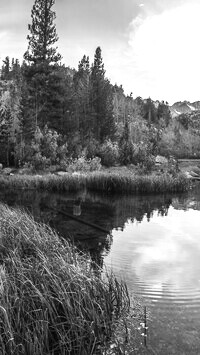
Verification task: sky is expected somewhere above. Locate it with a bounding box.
[1,0,200,104]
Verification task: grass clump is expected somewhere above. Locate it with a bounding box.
[0,204,137,355]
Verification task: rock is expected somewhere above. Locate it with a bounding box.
[3,168,13,175]
[155,155,168,165]
[0,164,3,170]
[56,171,69,176]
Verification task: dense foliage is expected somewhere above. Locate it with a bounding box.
[0,0,198,170]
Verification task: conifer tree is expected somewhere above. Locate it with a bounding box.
[73,55,92,143]
[24,0,61,65]
[1,57,11,80]
[23,0,63,135]
[90,47,115,142]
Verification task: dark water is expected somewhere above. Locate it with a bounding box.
[1,185,200,354]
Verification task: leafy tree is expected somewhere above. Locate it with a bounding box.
[143,98,157,125]
[157,101,171,127]
[98,139,119,167]
[27,125,68,170]
[0,81,23,165]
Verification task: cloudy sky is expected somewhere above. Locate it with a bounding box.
[1,0,200,103]
[105,207,200,296]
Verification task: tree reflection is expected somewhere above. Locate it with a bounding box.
[0,186,200,268]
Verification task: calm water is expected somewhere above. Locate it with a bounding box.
[1,185,200,354]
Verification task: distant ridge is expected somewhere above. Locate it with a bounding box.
[170,101,200,117]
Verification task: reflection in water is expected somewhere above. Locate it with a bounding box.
[1,185,200,353]
[73,197,82,216]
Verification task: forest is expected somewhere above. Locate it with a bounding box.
[0,0,200,173]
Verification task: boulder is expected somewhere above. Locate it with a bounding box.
[155,155,168,165]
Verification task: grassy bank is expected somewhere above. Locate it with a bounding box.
[0,204,142,355]
[85,171,190,194]
[0,170,191,194]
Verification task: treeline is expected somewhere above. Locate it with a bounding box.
[0,0,174,170]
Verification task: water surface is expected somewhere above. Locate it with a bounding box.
[1,185,200,354]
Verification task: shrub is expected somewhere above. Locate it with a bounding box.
[85,138,100,159]
[167,155,180,176]
[119,140,134,165]
[98,140,119,167]
[25,126,69,171]
[66,156,102,172]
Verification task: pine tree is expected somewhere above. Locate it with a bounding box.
[90,47,115,142]
[73,55,92,144]
[91,47,105,82]
[24,0,61,65]
[23,0,63,135]
[1,57,11,80]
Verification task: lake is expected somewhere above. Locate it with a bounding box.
[1,184,200,354]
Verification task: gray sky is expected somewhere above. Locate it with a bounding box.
[0,0,200,103]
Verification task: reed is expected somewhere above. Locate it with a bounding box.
[0,171,190,194]
[0,173,86,192]
[85,171,190,194]
[0,204,135,355]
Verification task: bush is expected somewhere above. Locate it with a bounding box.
[98,140,119,167]
[85,138,100,159]
[25,126,69,171]
[31,152,50,171]
[66,156,102,172]
[119,140,134,165]
[131,143,156,173]
[167,155,180,176]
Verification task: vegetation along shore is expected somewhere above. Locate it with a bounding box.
[0,168,191,194]
[0,203,144,355]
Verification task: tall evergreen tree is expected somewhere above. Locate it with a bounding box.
[1,57,11,80]
[73,55,92,144]
[90,47,115,142]
[23,0,63,135]
[24,0,61,65]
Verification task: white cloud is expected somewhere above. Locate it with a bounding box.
[105,207,200,296]
[121,2,200,102]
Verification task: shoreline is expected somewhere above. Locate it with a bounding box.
[0,170,191,194]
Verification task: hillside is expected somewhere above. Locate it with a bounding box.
[170,101,200,117]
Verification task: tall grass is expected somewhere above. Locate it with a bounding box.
[0,171,190,194]
[0,173,86,192]
[0,204,138,355]
[86,171,191,194]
